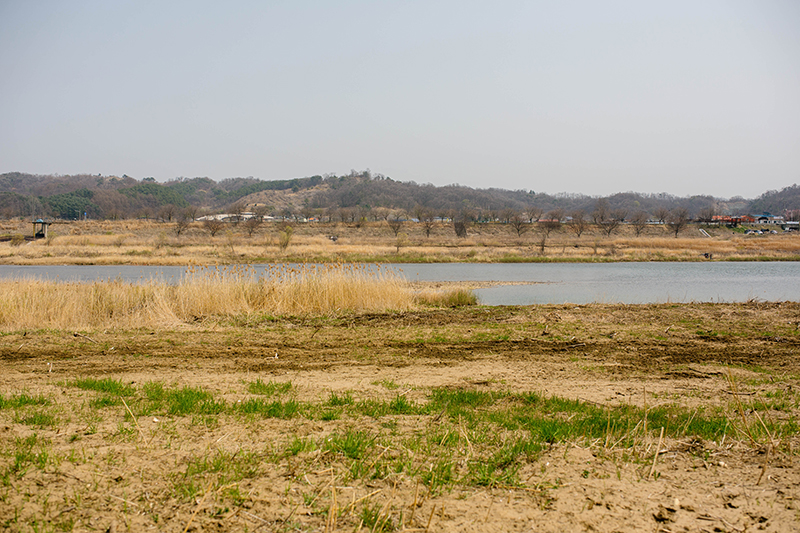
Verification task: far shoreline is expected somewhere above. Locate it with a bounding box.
[1,218,798,266]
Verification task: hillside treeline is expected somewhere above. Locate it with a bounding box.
[0,171,796,222]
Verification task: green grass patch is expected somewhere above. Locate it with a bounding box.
[326,391,354,406]
[235,398,300,419]
[284,436,316,457]
[15,411,56,428]
[90,395,122,409]
[247,379,292,397]
[3,435,49,481]
[323,430,375,460]
[0,393,50,409]
[68,377,135,396]
[167,386,225,416]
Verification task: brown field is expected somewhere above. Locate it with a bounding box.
[2,302,799,532]
[1,218,799,265]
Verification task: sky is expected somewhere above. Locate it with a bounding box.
[1,1,799,199]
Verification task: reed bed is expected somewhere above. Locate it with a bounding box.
[0,264,465,330]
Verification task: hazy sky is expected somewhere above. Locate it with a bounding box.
[1,1,798,198]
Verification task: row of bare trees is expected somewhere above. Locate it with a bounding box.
[169,203,695,241]
[383,205,692,240]
[450,204,691,239]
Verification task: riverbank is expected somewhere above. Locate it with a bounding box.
[1,219,799,265]
[1,303,799,532]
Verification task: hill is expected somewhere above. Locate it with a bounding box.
[0,171,797,222]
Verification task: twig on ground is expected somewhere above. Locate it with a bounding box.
[183,480,214,533]
[120,397,144,441]
[73,332,98,343]
[108,495,139,508]
[347,489,382,514]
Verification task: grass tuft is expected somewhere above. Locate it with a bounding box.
[323,430,375,460]
[247,379,292,397]
[235,398,300,419]
[68,377,135,396]
[0,393,51,409]
[167,386,225,415]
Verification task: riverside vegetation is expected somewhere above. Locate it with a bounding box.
[1,218,799,265]
[0,264,474,330]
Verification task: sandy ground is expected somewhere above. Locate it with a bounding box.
[1,304,799,532]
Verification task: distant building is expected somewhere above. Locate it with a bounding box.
[755,213,784,224]
[712,215,754,226]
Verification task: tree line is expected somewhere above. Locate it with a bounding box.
[0,171,796,223]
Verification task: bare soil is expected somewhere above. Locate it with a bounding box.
[2,303,800,532]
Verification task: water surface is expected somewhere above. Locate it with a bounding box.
[1,262,798,305]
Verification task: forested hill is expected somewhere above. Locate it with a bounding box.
[0,170,797,221]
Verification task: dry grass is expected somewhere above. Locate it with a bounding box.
[1,219,799,265]
[0,264,473,330]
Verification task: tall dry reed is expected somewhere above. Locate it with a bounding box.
[0,264,424,330]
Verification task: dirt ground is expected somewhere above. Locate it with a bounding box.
[2,303,800,532]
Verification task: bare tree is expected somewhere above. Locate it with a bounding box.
[630,210,649,237]
[538,218,561,238]
[242,216,262,237]
[524,206,543,224]
[174,213,191,237]
[300,204,316,222]
[499,208,516,224]
[599,219,621,237]
[356,205,371,225]
[697,205,716,224]
[228,202,246,224]
[387,216,404,237]
[535,222,559,255]
[546,209,564,224]
[593,200,625,237]
[183,205,199,222]
[567,210,589,238]
[592,199,610,226]
[654,206,670,225]
[374,207,392,222]
[453,211,470,238]
[339,207,356,224]
[254,205,270,222]
[667,208,690,237]
[325,206,338,224]
[416,208,436,237]
[203,218,225,237]
[158,204,177,222]
[509,213,530,237]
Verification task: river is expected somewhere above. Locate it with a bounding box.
[1,262,798,305]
